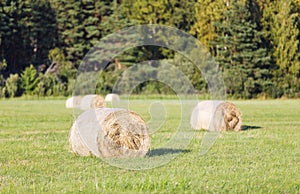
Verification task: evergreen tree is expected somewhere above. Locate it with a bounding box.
[212,0,270,98]
[0,0,57,73]
[122,0,195,31]
[0,1,20,73]
[29,0,57,65]
[262,0,300,97]
[191,0,226,50]
[51,0,113,67]
[0,0,299,98]
[121,0,196,60]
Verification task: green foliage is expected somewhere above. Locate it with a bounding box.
[0,0,57,72]
[96,69,122,94]
[47,47,76,84]
[115,61,198,95]
[0,0,299,98]
[0,2,18,71]
[157,64,194,94]
[121,0,196,61]
[5,73,19,98]
[48,48,66,65]
[33,73,69,97]
[0,59,7,71]
[51,0,114,66]
[0,59,7,97]
[0,74,5,98]
[262,0,300,97]
[191,0,226,49]
[170,54,207,94]
[115,64,157,94]
[73,71,98,95]
[264,0,300,75]
[211,0,271,98]
[20,64,39,95]
[122,0,195,31]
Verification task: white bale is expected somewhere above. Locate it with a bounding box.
[69,108,150,158]
[69,121,92,156]
[80,94,105,110]
[190,100,242,131]
[105,93,120,102]
[190,100,223,131]
[65,96,82,108]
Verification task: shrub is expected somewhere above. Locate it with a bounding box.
[33,74,66,97]
[0,75,6,98]
[5,74,19,98]
[20,64,39,95]
[0,59,7,98]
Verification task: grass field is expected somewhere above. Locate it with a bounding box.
[0,99,299,193]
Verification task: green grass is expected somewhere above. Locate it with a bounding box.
[0,99,299,193]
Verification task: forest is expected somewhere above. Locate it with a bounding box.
[0,0,299,99]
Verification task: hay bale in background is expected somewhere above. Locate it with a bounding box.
[80,94,106,110]
[69,108,150,158]
[65,96,82,108]
[214,101,242,131]
[105,93,120,102]
[190,100,242,131]
[190,101,222,130]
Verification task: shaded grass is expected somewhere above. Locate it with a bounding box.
[0,99,299,193]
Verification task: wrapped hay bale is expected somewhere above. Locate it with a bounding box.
[69,108,150,158]
[105,93,120,102]
[65,96,82,108]
[190,100,242,131]
[80,94,106,110]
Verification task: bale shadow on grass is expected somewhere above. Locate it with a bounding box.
[241,125,262,131]
[146,148,191,157]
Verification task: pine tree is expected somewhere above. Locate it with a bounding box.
[121,0,196,60]
[0,1,57,73]
[51,0,115,67]
[30,0,57,65]
[211,0,270,98]
[0,1,20,72]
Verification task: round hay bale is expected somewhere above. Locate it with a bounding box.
[190,100,222,130]
[69,108,150,158]
[80,94,106,110]
[69,121,92,156]
[65,96,82,108]
[105,93,120,102]
[190,100,242,131]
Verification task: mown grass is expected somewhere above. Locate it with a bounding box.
[0,99,299,193]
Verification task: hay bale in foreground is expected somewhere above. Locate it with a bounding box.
[69,121,92,156]
[80,94,106,110]
[65,96,82,108]
[105,93,120,102]
[69,108,150,158]
[190,100,242,131]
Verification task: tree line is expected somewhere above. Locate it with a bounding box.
[0,0,299,98]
